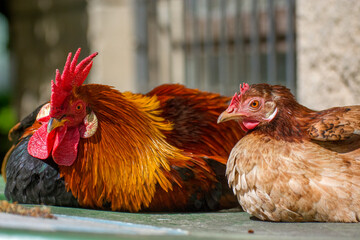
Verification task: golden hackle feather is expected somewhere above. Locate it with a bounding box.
[59,84,190,212]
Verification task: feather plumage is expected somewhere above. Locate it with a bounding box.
[219,83,360,222]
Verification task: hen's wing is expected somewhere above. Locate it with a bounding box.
[307,106,360,141]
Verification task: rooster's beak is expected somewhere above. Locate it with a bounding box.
[47,118,67,133]
[217,110,244,124]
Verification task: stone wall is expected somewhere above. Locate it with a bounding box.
[297,0,360,110]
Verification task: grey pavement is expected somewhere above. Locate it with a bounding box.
[0,178,359,240]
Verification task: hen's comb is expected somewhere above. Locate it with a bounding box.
[240,83,249,94]
[50,48,98,116]
[227,83,249,112]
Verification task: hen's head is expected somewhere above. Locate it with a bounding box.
[28,48,98,166]
[218,83,294,132]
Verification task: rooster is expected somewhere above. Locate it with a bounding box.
[3,49,244,212]
[218,83,360,222]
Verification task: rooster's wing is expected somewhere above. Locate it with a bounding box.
[3,105,78,207]
[146,84,243,211]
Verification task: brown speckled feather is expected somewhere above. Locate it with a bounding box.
[307,106,360,141]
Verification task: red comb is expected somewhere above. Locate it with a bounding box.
[227,83,249,113]
[240,83,249,94]
[50,48,98,117]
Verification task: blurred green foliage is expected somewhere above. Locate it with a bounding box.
[0,93,15,166]
[0,105,15,135]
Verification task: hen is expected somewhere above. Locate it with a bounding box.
[3,49,244,212]
[218,83,360,222]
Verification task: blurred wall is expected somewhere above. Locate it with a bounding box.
[87,0,136,92]
[8,0,90,119]
[297,0,360,109]
[10,0,360,117]
[8,0,136,119]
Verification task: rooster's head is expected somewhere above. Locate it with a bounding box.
[28,48,98,166]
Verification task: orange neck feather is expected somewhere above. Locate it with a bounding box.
[59,84,189,212]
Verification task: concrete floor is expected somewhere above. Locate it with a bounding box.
[0,178,359,240]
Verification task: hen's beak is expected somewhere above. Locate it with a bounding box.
[217,110,244,124]
[47,118,67,133]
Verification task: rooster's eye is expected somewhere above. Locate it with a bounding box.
[250,100,260,109]
[75,103,83,112]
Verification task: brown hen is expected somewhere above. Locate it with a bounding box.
[218,83,360,222]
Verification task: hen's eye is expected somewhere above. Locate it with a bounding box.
[250,100,260,108]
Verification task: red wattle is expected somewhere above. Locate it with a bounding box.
[239,120,260,132]
[28,124,55,159]
[52,127,80,166]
